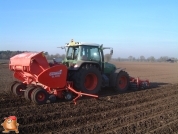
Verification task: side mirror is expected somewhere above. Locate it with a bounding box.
[110,49,113,55]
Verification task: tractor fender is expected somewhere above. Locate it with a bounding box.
[109,68,126,87]
[115,68,126,73]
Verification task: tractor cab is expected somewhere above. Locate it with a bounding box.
[66,44,101,61]
[61,39,116,75]
[62,40,103,69]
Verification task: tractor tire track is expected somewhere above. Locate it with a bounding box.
[49,105,178,134]
[105,108,178,134]
[149,119,178,134]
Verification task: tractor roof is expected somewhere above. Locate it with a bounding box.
[66,39,100,47]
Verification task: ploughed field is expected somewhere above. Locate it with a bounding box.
[0,62,178,134]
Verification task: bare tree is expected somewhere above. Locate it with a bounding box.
[140,56,145,62]
[147,56,155,62]
[117,57,121,61]
[128,56,135,61]
[104,54,111,62]
[128,56,132,61]
[158,56,169,62]
[61,54,65,60]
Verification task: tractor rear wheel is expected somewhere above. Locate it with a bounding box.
[12,82,26,96]
[24,86,36,101]
[31,88,48,105]
[74,65,101,94]
[115,71,129,93]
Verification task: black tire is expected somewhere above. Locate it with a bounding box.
[49,94,57,103]
[12,83,26,96]
[24,86,36,101]
[64,91,73,101]
[74,65,102,94]
[114,71,130,93]
[31,88,48,105]
[9,81,18,93]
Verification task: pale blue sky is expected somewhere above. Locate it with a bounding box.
[0,0,178,58]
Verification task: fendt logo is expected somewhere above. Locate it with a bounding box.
[49,70,62,78]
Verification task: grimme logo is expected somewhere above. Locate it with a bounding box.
[49,70,62,78]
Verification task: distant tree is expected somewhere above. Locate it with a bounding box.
[104,54,111,62]
[44,52,49,56]
[132,57,136,61]
[0,51,66,61]
[0,51,25,59]
[157,56,169,62]
[117,57,121,61]
[140,56,145,62]
[147,56,155,62]
[55,53,60,58]
[10,51,17,57]
[0,53,7,59]
[61,54,65,59]
[128,56,135,61]
[128,56,132,61]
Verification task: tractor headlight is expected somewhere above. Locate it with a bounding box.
[74,64,78,68]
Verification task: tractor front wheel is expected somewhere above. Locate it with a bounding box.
[115,71,129,93]
[12,82,26,96]
[74,65,102,94]
[31,88,48,105]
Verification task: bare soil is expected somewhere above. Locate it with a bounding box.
[0,62,178,134]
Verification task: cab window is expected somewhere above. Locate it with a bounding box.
[66,46,79,60]
[80,46,101,61]
[90,47,100,62]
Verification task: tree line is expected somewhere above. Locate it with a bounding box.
[115,55,177,62]
[0,51,65,60]
[104,54,177,62]
[0,51,26,59]
[0,51,177,62]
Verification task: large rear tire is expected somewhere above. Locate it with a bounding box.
[74,65,102,94]
[114,71,129,93]
[31,88,48,105]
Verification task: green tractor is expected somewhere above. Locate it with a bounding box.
[56,39,130,94]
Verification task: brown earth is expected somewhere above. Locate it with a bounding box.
[0,62,178,134]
